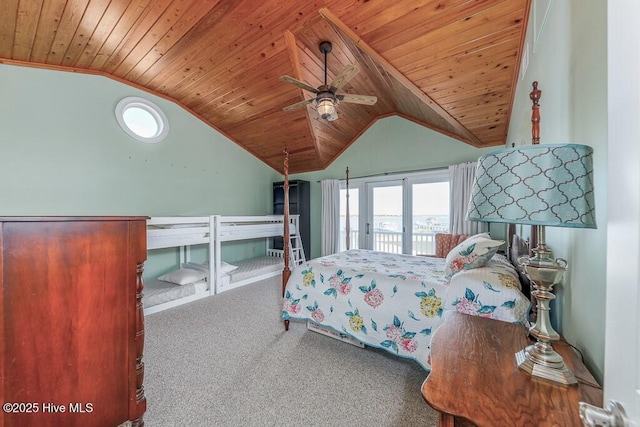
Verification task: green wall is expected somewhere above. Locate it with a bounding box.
[0,64,281,277]
[0,65,280,215]
[505,0,607,381]
[291,116,499,259]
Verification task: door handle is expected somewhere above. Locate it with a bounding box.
[580,400,629,427]
[366,223,370,235]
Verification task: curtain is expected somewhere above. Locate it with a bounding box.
[321,179,341,256]
[448,162,487,235]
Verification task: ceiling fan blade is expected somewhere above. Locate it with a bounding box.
[280,75,318,93]
[282,98,315,112]
[329,64,359,90]
[337,93,378,105]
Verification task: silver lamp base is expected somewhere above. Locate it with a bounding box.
[516,345,577,386]
[515,225,578,387]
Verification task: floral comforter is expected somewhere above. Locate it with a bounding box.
[282,249,530,371]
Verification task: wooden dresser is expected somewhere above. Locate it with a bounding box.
[422,311,603,426]
[0,217,147,427]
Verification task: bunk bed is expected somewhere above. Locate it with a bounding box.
[145,216,214,315]
[144,214,304,315]
[189,215,304,294]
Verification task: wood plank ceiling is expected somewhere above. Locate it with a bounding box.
[0,0,531,174]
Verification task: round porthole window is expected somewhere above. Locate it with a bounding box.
[116,97,169,143]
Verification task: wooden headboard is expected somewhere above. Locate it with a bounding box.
[507,223,537,323]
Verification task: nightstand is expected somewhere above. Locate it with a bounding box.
[421,311,603,426]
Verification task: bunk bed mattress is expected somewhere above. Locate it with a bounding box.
[144,278,208,308]
[229,256,284,282]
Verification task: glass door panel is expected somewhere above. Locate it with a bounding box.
[411,182,450,255]
[367,182,403,253]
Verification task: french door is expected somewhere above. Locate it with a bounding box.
[354,170,449,255]
[365,180,406,254]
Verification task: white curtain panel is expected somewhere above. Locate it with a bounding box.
[321,179,341,256]
[448,162,487,235]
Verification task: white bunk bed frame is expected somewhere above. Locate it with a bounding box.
[144,214,303,315]
[145,216,215,315]
[211,215,304,294]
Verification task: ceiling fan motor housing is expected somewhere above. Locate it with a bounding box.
[319,41,332,54]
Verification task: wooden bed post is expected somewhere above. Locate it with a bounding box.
[345,166,350,251]
[530,81,541,146]
[283,146,291,331]
[528,81,541,323]
[529,81,540,252]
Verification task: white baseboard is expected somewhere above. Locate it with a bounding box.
[217,270,281,293]
[143,290,211,316]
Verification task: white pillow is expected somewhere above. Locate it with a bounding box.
[220,261,238,273]
[158,268,206,286]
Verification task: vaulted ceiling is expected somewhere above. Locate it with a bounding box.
[0,0,531,174]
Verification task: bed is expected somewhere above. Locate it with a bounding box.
[277,147,534,371]
[209,215,304,293]
[144,216,215,315]
[275,85,546,370]
[144,214,305,315]
[281,242,531,370]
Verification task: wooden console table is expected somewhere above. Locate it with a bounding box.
[422,311,602,426]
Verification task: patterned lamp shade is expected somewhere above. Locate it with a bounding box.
[466,143,596,228]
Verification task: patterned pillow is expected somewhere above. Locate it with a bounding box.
[444,235,504,277]
[444,259,530,324]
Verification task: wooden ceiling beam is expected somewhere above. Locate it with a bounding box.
[318,7,483,146]
[283,30,321,163]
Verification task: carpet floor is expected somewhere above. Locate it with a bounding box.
[143,275,439,426]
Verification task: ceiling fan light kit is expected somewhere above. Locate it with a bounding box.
[280,41,377,121]
[317,97,337,120]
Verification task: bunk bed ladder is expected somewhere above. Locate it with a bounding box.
[288,231,306,266]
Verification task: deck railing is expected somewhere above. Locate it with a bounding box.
[340,230,440,255]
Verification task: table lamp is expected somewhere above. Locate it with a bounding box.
[466,141,596,385]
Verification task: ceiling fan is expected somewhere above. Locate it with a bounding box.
[280,41,377,121]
